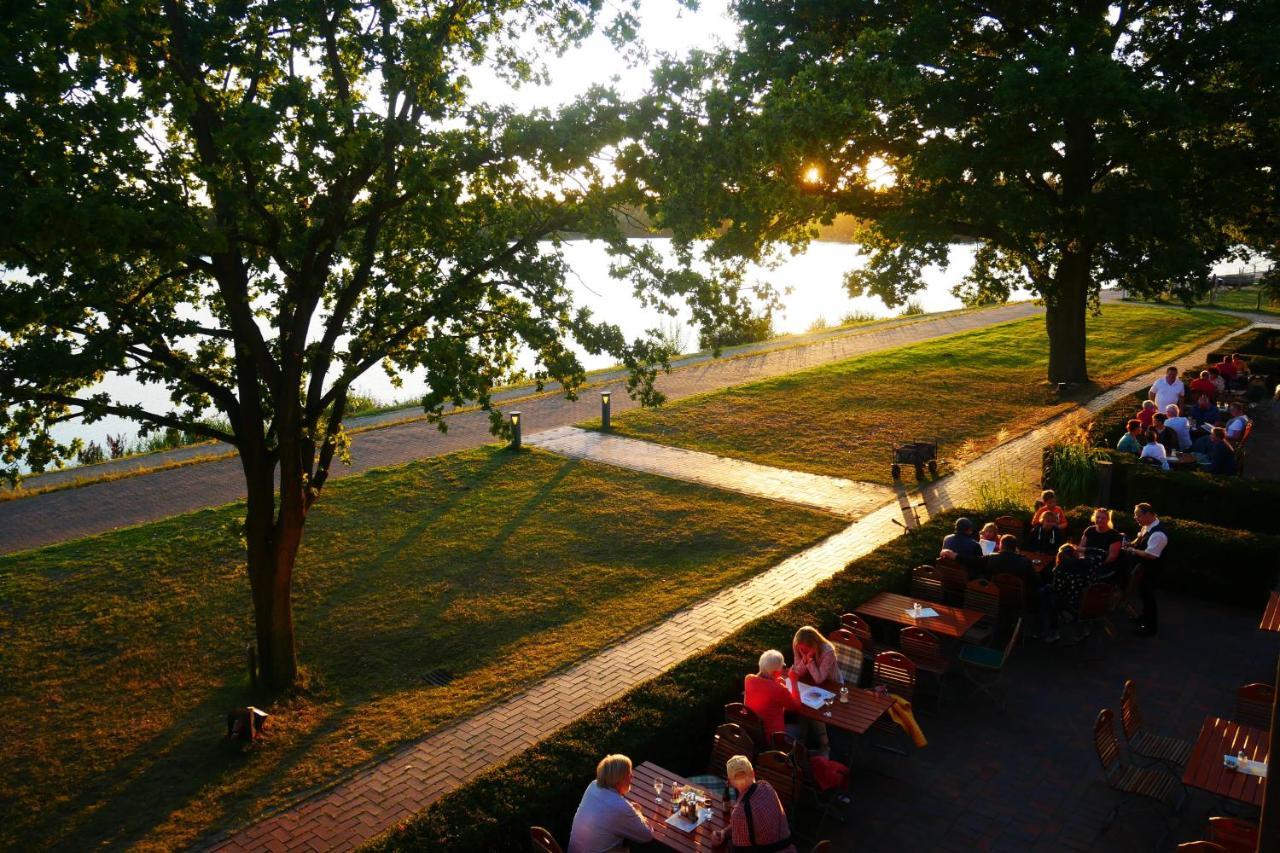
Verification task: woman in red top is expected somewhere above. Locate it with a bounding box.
[743,649,800,736]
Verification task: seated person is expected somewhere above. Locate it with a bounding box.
[1209,366,1226,396]
[1217,354,1238,384]
[744,649,800,736]
[1205,426,1237,476]
[985,535,1051,640]
[1135,399,1158,429]
[1226,352,1251,388]
[1163,404,1192,451]
[978,522,1000,555]
[1186,394,1219,428]
[1052,542,1096,617]
[791,626,842,686]
[1138,430,1170,470]
[1025,513,1065,554]
[710,756,797,853]
[1152,412,1179,455]
[1078,507,1123,577]
[1189,369,1217,403]
[941,517,984,563]
[567,754,654,853]
[1116,419,1144,454]
[1031,489,1068,531]
[1193,401,1249,452]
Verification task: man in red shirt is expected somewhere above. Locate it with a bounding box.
[1189,370,1217,402]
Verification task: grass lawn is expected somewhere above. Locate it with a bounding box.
[0,447,844,851]
[1126,288,1280,315]
[602,305,1246,482]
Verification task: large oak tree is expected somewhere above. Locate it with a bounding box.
[0,0,747,689]
[621,0,1275,382]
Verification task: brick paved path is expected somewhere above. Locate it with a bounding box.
[0,301,1051,555]
[202,324,1257,852]
[528,426,895,518]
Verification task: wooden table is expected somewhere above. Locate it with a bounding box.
[626,762,728,852]
[1170,451,1200,471]
[1182,716,1270,808]
[856,591,985,640]
[1261,590,1280,633]
[1017,549,1052,573]
[793,681,895,735]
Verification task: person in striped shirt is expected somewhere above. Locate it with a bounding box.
[709,755,796,853]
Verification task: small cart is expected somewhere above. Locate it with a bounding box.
[891,441,939,481]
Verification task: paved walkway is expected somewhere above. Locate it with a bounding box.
[1,301,1053,555]
[201,324,1257,852]
[527,426,895,518]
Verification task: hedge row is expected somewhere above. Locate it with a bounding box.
[370,508,1277,852]
[1207,327,1280,355]
[1101,450,1280,536]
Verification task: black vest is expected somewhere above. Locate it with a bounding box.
[1133,520,1166,567]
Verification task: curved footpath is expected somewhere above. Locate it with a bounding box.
[0,301,1057,555]
[200,321,1269,852]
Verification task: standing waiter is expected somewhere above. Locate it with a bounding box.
[1122,503,1169,636]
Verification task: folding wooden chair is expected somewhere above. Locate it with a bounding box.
[962,578,1000,645]
[530,826,563,853]
[725,701,768,751]
[1119,679,1192,770]
[687,722,757,799]
[1235,682,1274,730]
[958,617,1022,707]
[1093,709,1184,840]
[828,628,866,687]
[993,515,1025,537]
[870,651,917,753]
[1176,843,1225,851]
[1068,582,1116,660]
[810,843,832,853]
[776,734,846,840]
[991,571,1026,635]
[839,611,878,660]
[754,749,799,823]
[900,626,949,708]
[911,565,946,603]
[1206,816,1259,852]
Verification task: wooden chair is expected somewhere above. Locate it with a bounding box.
[687,722,756,799]
[1068,582,1116,660]
[1093,708,1184,836]
[1206,816,1259,852]
[870,651,917,752]
[839,612,874,645]
[828,628,866,687]
[900,626,949,707]
[993,515,1025,537]
[778,735,846,839]
[530,826,563,853]
[1235,682,1274,730]
[962,578,1000,645]
[911,565,945,603]
[958,617,1022,707]
[991,572,1026,633]
[1119,679,1193,770]
[725,702,768,751]
[754,749,799,821]
[1176,843,1225,851]
[936,557,969,605]
[810,842,832,853]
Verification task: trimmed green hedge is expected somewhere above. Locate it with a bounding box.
[369,508,1277,852]
[1207,327,1280,356]
[1101,450,1280,536]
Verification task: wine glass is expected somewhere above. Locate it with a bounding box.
[653,779,663,803]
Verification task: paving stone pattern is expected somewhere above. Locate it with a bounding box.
[1,301,1052,556]
[203,325,1258,852]
[528,426,896,518]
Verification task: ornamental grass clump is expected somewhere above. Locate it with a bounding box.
[1047,428,1102,507]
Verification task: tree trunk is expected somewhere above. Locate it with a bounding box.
[1045,251,1091,384]
[242,453,300,691]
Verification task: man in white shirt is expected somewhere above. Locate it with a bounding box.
[1121,503,1168,636]
[568,755,653,853]
[1149,366,1185,411]
[1224,401,1250,441]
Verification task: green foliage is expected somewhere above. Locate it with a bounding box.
[75,441,104,466]
[620,1,1275,382]
[898,299,925,317]
[807,315,829,332]
[1044,430,1103,508]
[972,470,1033,516]
[698,311,775,350]
[839,310,879,325]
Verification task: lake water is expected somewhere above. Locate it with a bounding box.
[45,240,990,457]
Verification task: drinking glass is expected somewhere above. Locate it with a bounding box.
[654,779,663,803]
[839,686,849,704]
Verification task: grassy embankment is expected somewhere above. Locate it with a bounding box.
[0,447,844,850]
[603,305,1246,483]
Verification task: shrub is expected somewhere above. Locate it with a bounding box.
[698,312,775,350]
[972,469,1032,515]
[839,309,878,325]
[76,441,105,466]
[1043,429,1102,507]
[372,508,1278,851]
[1102,450,1280,535]
[807,315,829,333]
[898,299,925,317]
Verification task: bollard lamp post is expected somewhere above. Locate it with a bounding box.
[600,391,611,430]
[509,411,521,450]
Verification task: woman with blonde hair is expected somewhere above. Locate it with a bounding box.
[790,626,843,686]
